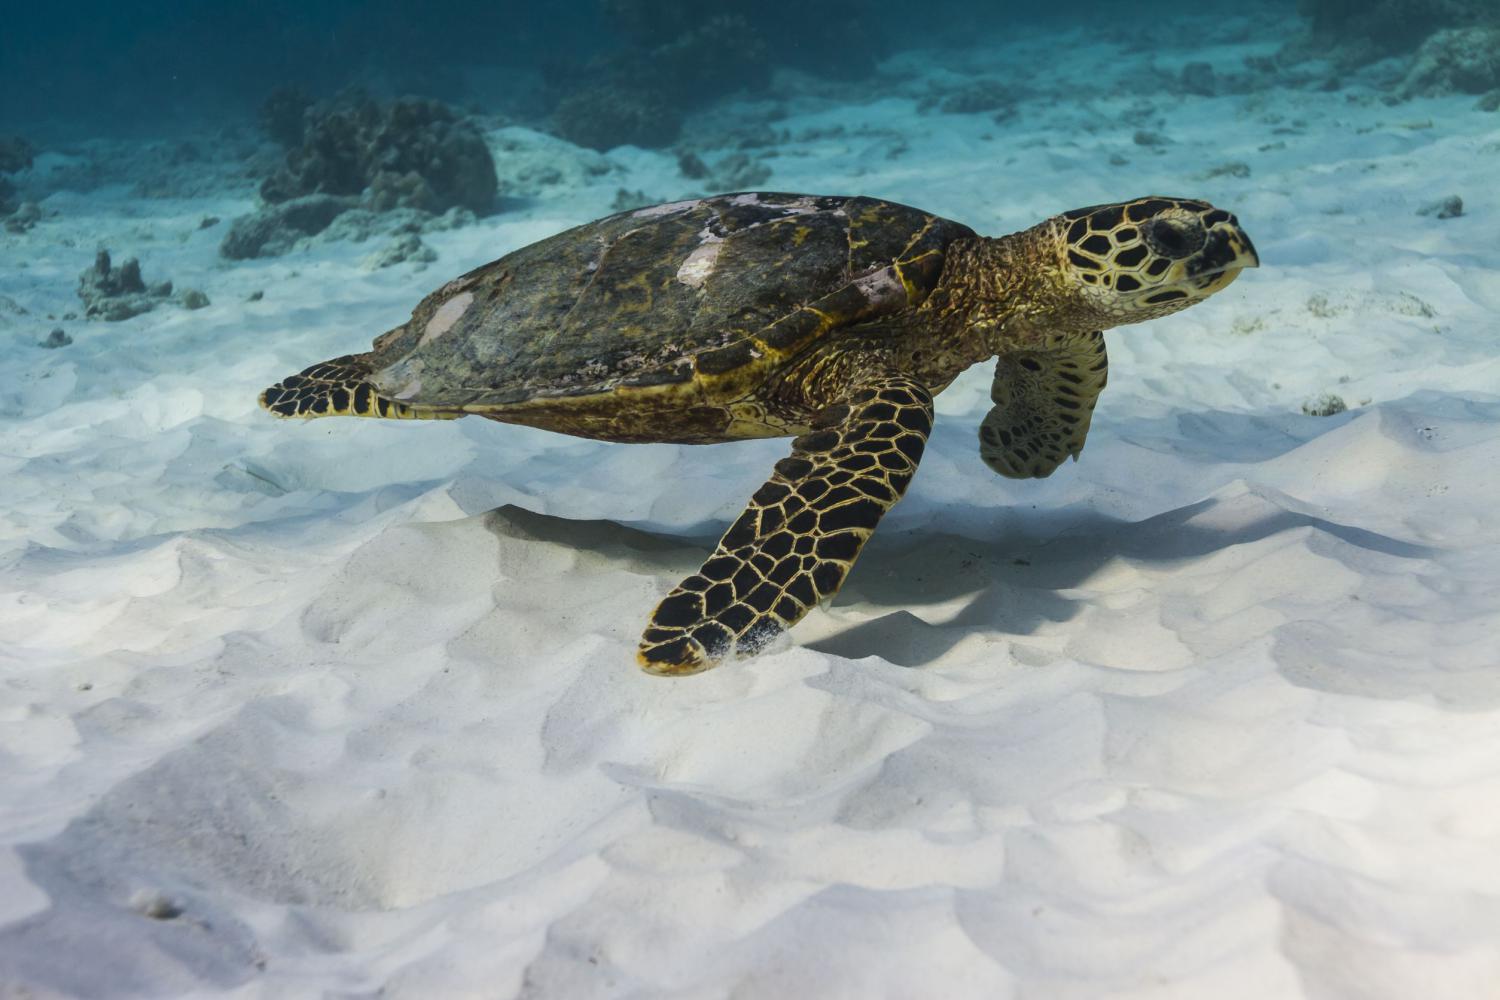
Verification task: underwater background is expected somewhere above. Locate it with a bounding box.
[3,1,1500,997]
[4,1,1188,133]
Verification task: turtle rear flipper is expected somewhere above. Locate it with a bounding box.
[259,355,458,421]
[638,374,934,674]
[979,330,1108,479]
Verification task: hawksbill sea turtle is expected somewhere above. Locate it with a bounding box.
[260,192,1259,674]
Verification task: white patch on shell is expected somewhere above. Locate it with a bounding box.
[632,198,704,219]
[420,291,474,346]
[851,266,907,309]
[675,228,725,288]
[728,192,822,215]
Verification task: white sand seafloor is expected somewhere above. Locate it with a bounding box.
[3,19,1500,1000]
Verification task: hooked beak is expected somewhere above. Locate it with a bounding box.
[1192,224,1260,277]
[1227,225,1260,269]
[1181,224,1258,294]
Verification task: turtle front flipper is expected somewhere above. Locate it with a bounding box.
[259,355,459,421]
[979,330,1109,479]
[638,374,935,674]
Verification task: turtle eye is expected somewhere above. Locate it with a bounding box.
[1144,216,1205,259]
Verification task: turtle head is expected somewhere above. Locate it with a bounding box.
[1054,196,1258,326]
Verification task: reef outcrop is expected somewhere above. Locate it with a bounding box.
[1401,26,1500,95]
[547,1,878,151]
[76,250,174,321]
[0,136,34,216]
[220,195,360,261]
[1289,0,1499,78]
[257,93,497,215]
[549,13,767,150]
[257,87,313,151]
[75,250,211,320]
[224,93,498,260]
[553,86,681,151]
[0,136,32,175]
[1298,0,1496,56]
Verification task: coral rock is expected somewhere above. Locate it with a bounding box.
[0,136,32,216]
[548,11,771,151]
[258,86,313,149]
[1299,0,1496,56]
[0,136,34,175]
[1402,26,1500,95]
[258,95,497,214]
[77,250,174,321]
[1181,62,1217,96]
[554,87,681,151]
[5,200,41,233]
[1417,195,1464,218]
[363,234,437,270]
[1302,393,1349,417]
[219,194,359,260]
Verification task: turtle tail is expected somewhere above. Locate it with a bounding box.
[258,355,456,421]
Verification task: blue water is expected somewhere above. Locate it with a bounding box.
[3,0,1280,137]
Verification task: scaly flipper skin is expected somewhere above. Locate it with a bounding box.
[637,374,935,674]
[260,355,459,420]
[980,330,1109,479]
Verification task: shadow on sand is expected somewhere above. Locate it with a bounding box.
[483,483,1439,671]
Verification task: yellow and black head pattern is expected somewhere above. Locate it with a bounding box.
[1056,196,1259,322]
